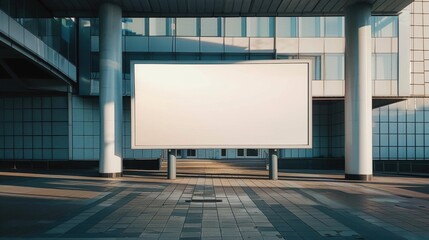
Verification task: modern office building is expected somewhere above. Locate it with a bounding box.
[0,0,427,179]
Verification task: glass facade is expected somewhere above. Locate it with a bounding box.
[225,17,246,37]
[0,0,77,64]
[325,54,345,80]
[300,17,324,37]
[176,18,198,37]
[122,18,147,36]
[149,18,173,36]
[276,17,298,37]
[201,18,222,37]
[2,7,424,166]
[246,17,274,37]
[373,53,398,80]
[372,16,398,37]
[83,15,398,87]
[84,16,398,41]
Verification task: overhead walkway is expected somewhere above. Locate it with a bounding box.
[0,9,76,93]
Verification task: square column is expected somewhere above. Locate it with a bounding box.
[98,3,123,178]
[344,2,373,181]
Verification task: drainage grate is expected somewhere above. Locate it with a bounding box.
[185,199,222,203]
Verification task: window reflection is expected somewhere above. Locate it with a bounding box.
[300,17,323,37]
[276,17,298,37]
[201,18,222,37]
[149,18,173,36]
[373,53,398,80]
[372,16,398,37]
[176,18,198,37]
[247,17,274,37]
[225,17,246,37]
[324,17,344,37]
[122,18,147,36]
[325,54,344,80]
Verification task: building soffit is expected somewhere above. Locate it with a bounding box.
[37,0,413,17]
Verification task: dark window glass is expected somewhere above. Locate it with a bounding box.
[237,149,244,157]
[187,149,196,157]
[246,149,258,157]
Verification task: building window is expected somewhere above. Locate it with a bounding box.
[149,18,173,36]
[176,18,198,37]
[324,54,344,80]
[225,17,246,37]
[201,18,222,37]
[276,17,298,37]
[324,17,343,37]
[237,149,245,157]
[221,149,227,157]
[299,17,323,37]
[372,16,398,37]
[187,149,196,157]
[247,17,274,37]
[237,149,259,157]
[300,55,322,80]
[90,19,99,36]
[246,149,258,157]
[373,53,398,80]
[122,18,147,36]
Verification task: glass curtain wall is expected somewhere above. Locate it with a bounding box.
[0,0,77,64]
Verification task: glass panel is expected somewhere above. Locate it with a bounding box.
[221,149,227,157]
[122,18,146,36]
[374,54,396,80]
[201,18,221,37]
[300,55,321,80]
[225,17,246,37]
[91,19,99,36]
[176,149,182,157]
[246,149,258,157]
[247,17,274,37]
[324,17,343,37]
[187,149,196,156]
[237,149,244,157]
[299,17,323,37]
[324,54,344,80]
[276,17,298,37]
[372,16,398,37]
[176,18,198,36]
[149,18,173,36]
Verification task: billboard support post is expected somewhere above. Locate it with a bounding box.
[168,149,177,180]
[269,149,278,180]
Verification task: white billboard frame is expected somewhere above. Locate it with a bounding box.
[131,60,312,149]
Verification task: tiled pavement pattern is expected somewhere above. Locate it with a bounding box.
[0,159,428,239]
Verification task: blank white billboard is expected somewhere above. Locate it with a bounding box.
[131,60,311,149]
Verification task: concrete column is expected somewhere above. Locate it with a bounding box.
[168,149,177,179]
[269,149,278,180]
[98,3,123,178]
[344,2,373,181]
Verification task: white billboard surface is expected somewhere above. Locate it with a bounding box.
[131,61,311,149]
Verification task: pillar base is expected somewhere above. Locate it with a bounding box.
[345,174,372,181]
[100,172,122,178]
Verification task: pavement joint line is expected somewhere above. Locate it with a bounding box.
[45,188,132,235]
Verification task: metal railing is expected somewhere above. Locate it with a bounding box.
[159,150,168,167]
[262,150,269,170]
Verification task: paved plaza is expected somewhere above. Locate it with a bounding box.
[0,159,428,240]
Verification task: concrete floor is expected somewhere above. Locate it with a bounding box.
[0,159,428,240]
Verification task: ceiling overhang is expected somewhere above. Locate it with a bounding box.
[38,0,413,18]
